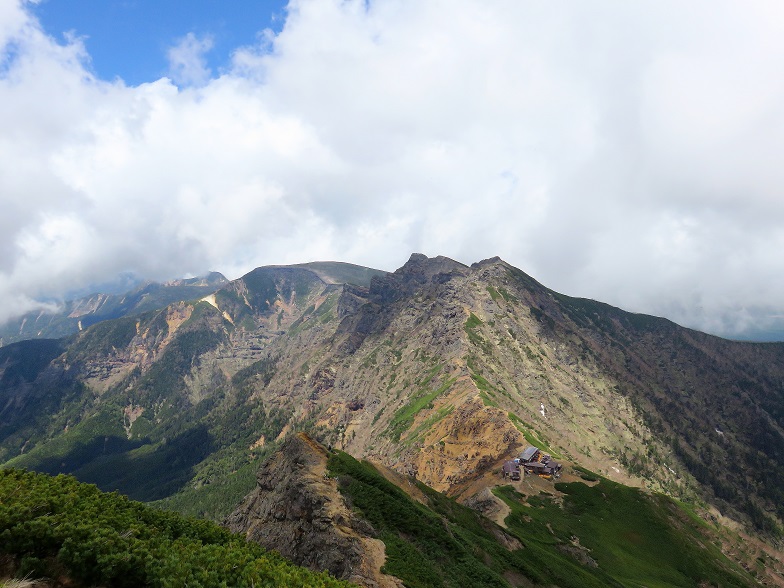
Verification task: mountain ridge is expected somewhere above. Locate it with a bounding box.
[1,254,783,567]
[0,272,229,346]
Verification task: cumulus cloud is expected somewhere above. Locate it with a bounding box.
[2,0,784,338]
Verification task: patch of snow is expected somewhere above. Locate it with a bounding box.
[540,403,546,418]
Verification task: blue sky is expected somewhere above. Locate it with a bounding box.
[32,0,287,84]
[4,0,784,339]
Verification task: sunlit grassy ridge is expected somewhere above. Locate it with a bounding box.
[0,469,351,588]
[496,478,755,588]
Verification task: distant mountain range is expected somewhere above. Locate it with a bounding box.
[1,254,783,585]
[0,272,229,346]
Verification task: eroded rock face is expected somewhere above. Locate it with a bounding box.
[413,395,523,493]
[225,433,402,588]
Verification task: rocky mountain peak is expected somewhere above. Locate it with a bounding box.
[395,253,468,279]
[471,255,503,267]
[366,254,468,305]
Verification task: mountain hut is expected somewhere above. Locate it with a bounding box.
[502,460,521,481]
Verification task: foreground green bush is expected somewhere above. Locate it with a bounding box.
[0,469,351,587]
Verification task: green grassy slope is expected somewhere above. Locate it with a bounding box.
[0,468,350,588]
[496,479,754,588]
[327,451,757,588]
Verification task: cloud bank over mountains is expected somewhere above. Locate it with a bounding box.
[2,0,784,338]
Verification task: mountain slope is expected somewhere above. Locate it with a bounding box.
[0,262,387,510]
[228,433,758,588]
[221,254,784,534]
[1,254,783,545]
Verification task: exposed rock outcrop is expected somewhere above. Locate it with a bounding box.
[225,433,403,588]
[413,395,523,493]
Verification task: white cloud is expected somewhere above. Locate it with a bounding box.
[167,32,214,87]
[2,0,784,338]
